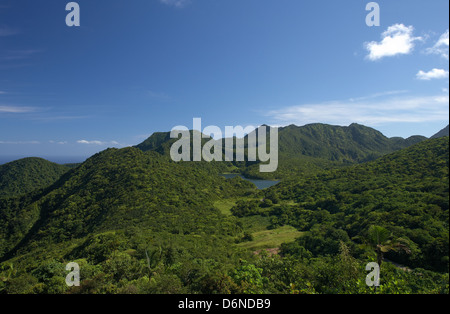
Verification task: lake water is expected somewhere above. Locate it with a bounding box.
[221,174,280,190]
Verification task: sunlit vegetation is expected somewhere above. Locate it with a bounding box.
[0,124,448,294]
[0,158,70,197]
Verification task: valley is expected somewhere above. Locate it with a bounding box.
[0,123,448,294]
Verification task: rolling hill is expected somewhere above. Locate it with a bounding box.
[0,158,70,197]
[0,147,254,264]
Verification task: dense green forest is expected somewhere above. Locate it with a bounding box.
[243,137,448,268]
[135,123,428,180]
[0,158,70,197]
[239,123,428,180]
[0,124,448,294]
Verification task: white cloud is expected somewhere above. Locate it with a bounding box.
[416,68,449,80]
[159,0,190,8]
[77,140,120,146]
[49,140,68,145]
[77,140,104,145]
[426,30,449,59]
[266,93,449,127]
[365,24,422,61]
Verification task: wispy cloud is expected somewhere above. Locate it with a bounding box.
[348,90,408,102]
[0,49,43,70]
[365,24,422,61]
[0,140,40,145]
[77,140,120,146]
[49,140,68,145]
[147,90,171,101]
[159,0,191,8]
[0,103,91,122]
[416,68,449,80]
[0,105,37,113]
[27,115,90,122]
[0,49,43,61]
[266,92,449,127]
[425,29,449,59]
[0,26,19,37]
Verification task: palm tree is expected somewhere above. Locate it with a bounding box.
[367,225,411,267]
[145,246,162,276]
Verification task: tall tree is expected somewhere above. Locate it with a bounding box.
[367,225,411,267]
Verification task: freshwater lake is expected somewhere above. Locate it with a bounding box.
[220,174,280,190]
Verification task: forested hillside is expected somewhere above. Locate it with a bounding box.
[0,158,70,197]
[230,137,449,293]
[0,129,447,294]
[259,137,449,272]
[0,147,258,293]
[135,123,428,180]
[240,123,427,179]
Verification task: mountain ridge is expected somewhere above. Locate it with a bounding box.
[431,124,449,139]
[131,122,431,180]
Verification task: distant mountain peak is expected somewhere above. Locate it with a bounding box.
[431,125,449,139]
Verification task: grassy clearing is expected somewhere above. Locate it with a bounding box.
[214,199,237,216]
[214,199,303,252]
[237,225,304,251]
[238,216,271,233]
[214,197,262,216]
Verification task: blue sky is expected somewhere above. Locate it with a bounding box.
[0,0,448,162]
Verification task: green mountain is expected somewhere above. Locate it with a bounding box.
[0,158,70,197]
[0,147,258,293]
[431,124,449,139]
[135,130,217,156]
[271,123,426,162]
[0,125,447,294]
[137,123,426,161]
[241,123,427,179]
[135,123,428,180]
[263,137,449,272]
[134,132,175,155]
[0,148,253,259]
